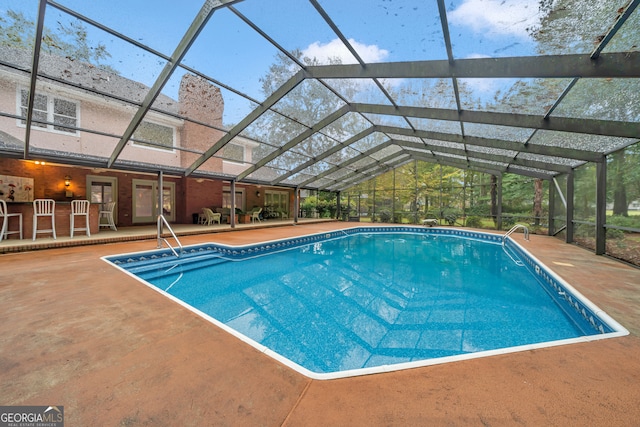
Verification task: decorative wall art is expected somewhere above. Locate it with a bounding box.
[0,175,34,202]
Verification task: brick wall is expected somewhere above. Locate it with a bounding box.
[0,158,232,226]
[183,178,224,223]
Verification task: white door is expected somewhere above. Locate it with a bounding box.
[132,179,175,223]
[87,175,117,225]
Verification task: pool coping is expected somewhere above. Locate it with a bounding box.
[102,225,629,380]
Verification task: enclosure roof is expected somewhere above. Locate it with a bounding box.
[1,0,639,190]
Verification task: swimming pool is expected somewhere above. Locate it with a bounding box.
[104,227,628,379]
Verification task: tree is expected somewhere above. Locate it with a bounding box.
[534,2,634,56]
[501,173,535,213]
[490,174,498,227]
[0,9,116,73]
[610,150,626,216]
[390,78,457,110]
[416,161,443,212]
[496,2,640,223]
[533,2,640,122]
[574,163,597,219]
[533,178,544,225]
[626,143,640,205]
[608,145,640,217]
[252,50,362,174]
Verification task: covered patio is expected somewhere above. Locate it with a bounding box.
[0,216,332,254]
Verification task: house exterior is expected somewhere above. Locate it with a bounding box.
[0,46,293,227]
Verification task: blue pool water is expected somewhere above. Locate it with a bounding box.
[106,227,626,379]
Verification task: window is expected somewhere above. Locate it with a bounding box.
[266,190,289,217]
[19,89,79,135]
[132,121,175,151]
[223,143,245,163]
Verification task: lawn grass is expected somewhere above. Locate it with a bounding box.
[607,210,640,216]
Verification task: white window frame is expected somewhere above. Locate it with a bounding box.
[17,88,80,136]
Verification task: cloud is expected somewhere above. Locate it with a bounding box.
[448,0,545,39]
[302,38,389,65]
[456,53,497,93]
[461,77,499,94]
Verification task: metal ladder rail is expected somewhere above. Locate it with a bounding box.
[502,245,525,266]
[157,215,183,257]
[502,224,529,266]
[502,224,530,244]
[502,224,530,243]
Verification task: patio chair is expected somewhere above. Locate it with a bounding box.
[0,199,22,241]
[32,199,56,240]
[197,212,207,225]
[216,207,231,223]
[202,208,221,225]
[99,201,117,231]
[422,217,439,227]
[70,199,91,238]
[251,207,262,223]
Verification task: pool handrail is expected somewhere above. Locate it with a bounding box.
[157,214,183,257]
[502,224,529,244]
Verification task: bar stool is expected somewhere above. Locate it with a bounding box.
[99,201,117,231]
[70,200,91,238]
[0,199,22,241]
[32,199,56,240]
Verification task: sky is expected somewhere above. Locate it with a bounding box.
[2,0,552,125]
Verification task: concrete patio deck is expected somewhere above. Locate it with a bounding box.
[1,223,639,426]
[0,217,332,254]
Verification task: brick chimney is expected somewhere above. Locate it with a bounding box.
[178,73,225,171]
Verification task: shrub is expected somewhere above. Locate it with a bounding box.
[466,205,490,216]
[606,228,625,240]
[465,216,482,228]
[379,210,392,223]
[574,223,594,238]
[444,213,457,226]
[529,225,547,235]
[441,208,460,226]
[501,215,516,228]
[607,215,640,230]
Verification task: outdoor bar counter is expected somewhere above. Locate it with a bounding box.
[5,201,100,240]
